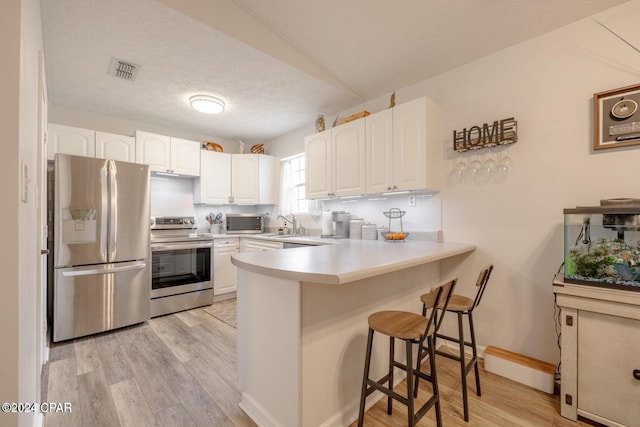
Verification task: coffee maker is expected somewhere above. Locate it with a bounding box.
[332,211,351,239]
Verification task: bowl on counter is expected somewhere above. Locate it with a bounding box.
[381,232,409,242]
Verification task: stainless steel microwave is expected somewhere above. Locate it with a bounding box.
[225,214,264,234]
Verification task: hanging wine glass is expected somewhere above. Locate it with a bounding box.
[465,150,482,185]
[493,146,511,184]
[475,152,492,186]
[449,160,467,186]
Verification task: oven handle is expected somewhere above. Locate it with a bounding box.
[151,242,213,252]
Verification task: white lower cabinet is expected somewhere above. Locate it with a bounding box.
[577,311,640,426]
[239,238,283,252]
[214,238,239,295]
[553,276,640,427]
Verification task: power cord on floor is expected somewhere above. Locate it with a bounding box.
[552,262,564,383]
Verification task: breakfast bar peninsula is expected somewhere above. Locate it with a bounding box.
[231,239,475,427]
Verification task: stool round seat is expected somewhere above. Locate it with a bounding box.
[368,311,430,340]
[435,294,473,312]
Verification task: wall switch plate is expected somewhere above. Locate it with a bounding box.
[409,195,416,206]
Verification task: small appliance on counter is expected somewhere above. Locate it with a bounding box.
[563,198,640,291]
[332,211,351,239]
[226,213,264,234]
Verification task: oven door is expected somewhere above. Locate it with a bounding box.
[150,241,213,298]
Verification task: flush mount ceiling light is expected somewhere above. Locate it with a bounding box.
[189,95,225,114]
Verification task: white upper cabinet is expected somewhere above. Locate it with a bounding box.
[231,154,278,205]
[194,151,231,205]
[305,121,366,199]
[170,137,201,176]
[47,123,95,160]
[392,97,442,191]
[135,131,170,171]
[332,119,366,197]
[305,129,332,199]
[365,109,393,193]
[306,96,442,199]
[135,131,200,176]
[95,131,136,162]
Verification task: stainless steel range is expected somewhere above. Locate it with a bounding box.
[150,216,214,317]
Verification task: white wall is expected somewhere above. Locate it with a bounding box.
[1,0,44,426]
[266,1,640,364]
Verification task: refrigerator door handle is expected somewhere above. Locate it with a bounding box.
[108,160,118,262]
[61,262,146,277]
[100,166,109,259]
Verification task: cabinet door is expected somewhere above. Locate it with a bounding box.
[135,131,170,172]
[95,131,135,162]
[170,137,201,176]
[332,120,366,197]
[392,98,427,191]
[578,311,640,426]
[365,109,393,193]
[232,154,259,204]
[214,242,238,295]
[194,151,231,204]
[305,129,332,199]
[47,123,95,160]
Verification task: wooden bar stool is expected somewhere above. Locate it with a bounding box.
[432,264,493,422]
[357,278,457,427]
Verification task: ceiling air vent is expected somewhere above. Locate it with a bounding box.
[109,57,140,81]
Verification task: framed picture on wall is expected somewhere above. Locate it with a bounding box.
[594,83,640,150]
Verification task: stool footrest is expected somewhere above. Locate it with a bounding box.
[436,333,473,348]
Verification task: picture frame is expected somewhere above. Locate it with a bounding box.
[593,83,640,150]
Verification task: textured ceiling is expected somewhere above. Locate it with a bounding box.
[41,0,630,142]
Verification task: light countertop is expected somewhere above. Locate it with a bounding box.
[231,239,475,285]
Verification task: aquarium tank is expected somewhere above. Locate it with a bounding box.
[564,199,640,291]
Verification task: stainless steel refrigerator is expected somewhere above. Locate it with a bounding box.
[52,154,151,342]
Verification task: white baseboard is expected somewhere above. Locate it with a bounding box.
[32,412,44,427]
[239,392,282,427]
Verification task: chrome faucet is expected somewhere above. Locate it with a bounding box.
[277,213,297,235]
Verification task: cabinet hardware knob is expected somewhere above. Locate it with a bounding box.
[634,369,640,380]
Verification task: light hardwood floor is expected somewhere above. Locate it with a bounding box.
[42,303,600,427]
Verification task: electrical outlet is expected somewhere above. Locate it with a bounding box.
[408,195,416,206]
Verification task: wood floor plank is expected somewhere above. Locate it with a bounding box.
[175,379,233,427]
[95,334,133,385]
[153,404,196,427]
[73,337,102,375]
[77,368,121,427]
[110,378,158,427]
[175,309,202,327]
[147,315,199,363]
[186,356,256,427]
[135,329,194,389]
[48,340,75,362]
[44,358,83,427]
[120,339,180,414]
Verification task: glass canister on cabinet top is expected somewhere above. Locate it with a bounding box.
[564,199,640,291]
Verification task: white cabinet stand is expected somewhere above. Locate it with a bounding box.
[553,275,640,427]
